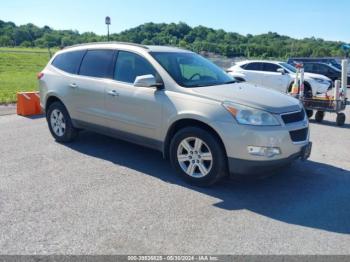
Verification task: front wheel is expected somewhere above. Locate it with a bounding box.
[169,127,227,187]
[336,113,346,126]
[315,111,325,123]
[306,109,314,119]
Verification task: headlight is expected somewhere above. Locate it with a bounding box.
[311,77,327,84]
[222,101,280,126]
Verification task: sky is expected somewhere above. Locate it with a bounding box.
[0,0,349,42]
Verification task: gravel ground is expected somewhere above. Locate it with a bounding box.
[0,104,16,116]
[0,108,349,255]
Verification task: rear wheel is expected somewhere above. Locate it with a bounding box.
[303,82,313,98]
[336,113,346,126]
[46,101,78,142]
[169,127,227,186]
[288,82,312,98]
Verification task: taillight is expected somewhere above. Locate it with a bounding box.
[37,72,44,80]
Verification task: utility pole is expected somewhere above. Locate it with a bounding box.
[105,16,111,41]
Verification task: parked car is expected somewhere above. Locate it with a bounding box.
[39,42,311,186]
[302,62,350,87]
[227,60,332,97]
[287,57,341,70]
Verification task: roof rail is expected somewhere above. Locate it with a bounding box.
[64,41,149,50]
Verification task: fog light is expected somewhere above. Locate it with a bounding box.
[247,146,281,158]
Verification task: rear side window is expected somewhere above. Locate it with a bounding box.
[244,62,262,71]
[114,51,158,84]
[52,50,85,74]
[79,50,115,78]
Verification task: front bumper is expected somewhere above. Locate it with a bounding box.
[314,81,332,94]
[228,142,311,175]
[212,119,310,175]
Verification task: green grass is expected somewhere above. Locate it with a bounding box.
[0,48,54,103]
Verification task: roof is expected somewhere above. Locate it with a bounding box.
[236,60,284,65]
[63,42,191,53]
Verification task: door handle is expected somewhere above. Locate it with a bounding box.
[107,90,119,97]
[69,83,78,88]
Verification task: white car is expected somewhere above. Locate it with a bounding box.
[227,60,332,97]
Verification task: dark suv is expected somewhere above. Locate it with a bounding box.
[302,62,350,86]
[287,58,341,70]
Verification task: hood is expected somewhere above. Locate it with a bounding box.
[288,71,331,81]
[190,83,301,114]
[303,72,332,81]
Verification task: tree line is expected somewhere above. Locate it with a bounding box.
[0,20,346,59]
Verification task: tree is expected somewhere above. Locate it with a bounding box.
[0,20,345,59]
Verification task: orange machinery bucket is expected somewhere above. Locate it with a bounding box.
[17,91,43,116]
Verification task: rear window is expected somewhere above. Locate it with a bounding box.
[51,50,85,74]
[244,62,262,71]
[79,50,115,79]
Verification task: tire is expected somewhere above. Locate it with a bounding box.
[336,113,346,126]
[288,82,312,98]
[46,101,78,143]
[306,109,314,119]
[304,82,313,98]
[315,111,325,123]
[169,127,227,187]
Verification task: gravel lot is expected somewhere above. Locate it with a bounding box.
[0,108,349,255]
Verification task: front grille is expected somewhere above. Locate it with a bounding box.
[281,110,305,124]
[289,128,308,142]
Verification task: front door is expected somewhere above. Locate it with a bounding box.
[261,62,290,93]
[104,51,163,143]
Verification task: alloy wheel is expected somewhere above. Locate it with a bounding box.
[177,137,213,178]
[50,109,66,137]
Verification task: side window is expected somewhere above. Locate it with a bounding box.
[51,50,85,74]
[114,51,157,84]
[316,64,329,75]
[262,63,281,72]
[244,62,262,71]
[79,50,115,78]
[303,63,313,72]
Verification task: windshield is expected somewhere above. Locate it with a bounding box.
[328,64,341,72]
[150,52,234,87]
[329,61,341,70]
[280,62,297,73]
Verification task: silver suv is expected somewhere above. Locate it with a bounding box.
[39,42,312,186]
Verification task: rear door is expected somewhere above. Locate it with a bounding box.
[73,49,116,126]
[241,62,264,85]
[49,50,86,120]
[261,62,290,93]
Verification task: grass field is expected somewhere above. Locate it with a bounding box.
[0,48,54,103]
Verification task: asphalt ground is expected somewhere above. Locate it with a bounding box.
[0,108,349,254]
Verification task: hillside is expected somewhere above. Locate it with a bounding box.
[0,48,50,103]
[0,20,346,58]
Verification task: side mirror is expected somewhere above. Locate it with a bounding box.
[134,74,163,89]
[277,68,286,75]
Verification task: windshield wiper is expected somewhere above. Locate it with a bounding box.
[223,80,236,85]
[185,84,208,87]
